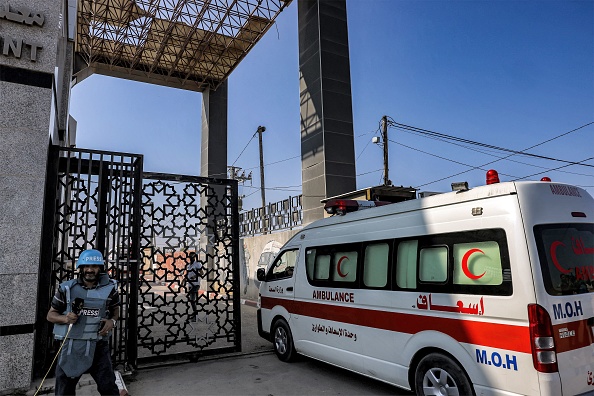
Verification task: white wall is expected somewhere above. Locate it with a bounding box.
[239,230,300,302]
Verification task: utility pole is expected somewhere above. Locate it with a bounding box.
[257,126,266,209]
[381,115,390,186]
[227,166,252,211]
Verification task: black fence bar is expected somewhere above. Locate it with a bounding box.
[33,143,61,378]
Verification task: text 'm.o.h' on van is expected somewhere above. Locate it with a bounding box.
[256,170,594,396]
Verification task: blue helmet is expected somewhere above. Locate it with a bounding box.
[76,249,105,269]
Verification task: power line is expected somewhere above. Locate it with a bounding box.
[388,120,594,168]
[520,122,594,152]
[382,120,594,189]
[515,156,594,181]
[357,168,383,177]
[243,155,301,171]
[356,121,382,138]
[230,132,257,167]
[356,138,373,161]
[388,139,521,179]
[395,130,594,178]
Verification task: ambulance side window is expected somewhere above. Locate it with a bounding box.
[363,242,390,288]
[394,229,511,295]
[315,254,331,280]
[267,249,298,281]
[452,241,503,286]
[419,246,448,283]
[446,229,511,295]
[396,240,418,289]
[332,250,358,283]
[306,249,316,280]
[306,243,360,287]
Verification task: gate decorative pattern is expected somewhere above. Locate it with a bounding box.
[37,147,240,376]
[38,146,142,373]
[137,173,240,365]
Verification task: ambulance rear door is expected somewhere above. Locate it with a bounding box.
[518,182,594,395]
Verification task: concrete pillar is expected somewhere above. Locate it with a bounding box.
[201,80,228,179]
[200,80,229,293]
[0,0,62,392]
[298,0,357,224]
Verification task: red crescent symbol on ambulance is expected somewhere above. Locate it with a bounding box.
[337,256,349,277]
[462,249,486,280]
[550,241,570,274]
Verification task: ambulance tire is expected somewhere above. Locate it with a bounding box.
[272,319,296,362]
[414,353,474,396]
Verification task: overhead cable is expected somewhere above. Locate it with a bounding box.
[231,132,257,167]
[388,120,594,168]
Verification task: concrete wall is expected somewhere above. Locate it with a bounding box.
[238,230,300,302]
[0,0,64,392]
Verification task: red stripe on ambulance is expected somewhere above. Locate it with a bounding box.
[261,296,532,353]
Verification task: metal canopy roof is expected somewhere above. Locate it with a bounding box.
[74,0,292,91]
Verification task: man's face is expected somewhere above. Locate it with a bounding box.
[80,264,101,283]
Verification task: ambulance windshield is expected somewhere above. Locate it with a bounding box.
[534,224,594,295]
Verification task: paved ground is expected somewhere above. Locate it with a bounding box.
[125,351,408,396]
[28,302,412,396]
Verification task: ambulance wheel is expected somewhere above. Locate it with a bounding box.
[414,353,474,396]
[272,319,296,362]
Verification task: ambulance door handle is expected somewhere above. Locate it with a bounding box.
[286,287,293,291]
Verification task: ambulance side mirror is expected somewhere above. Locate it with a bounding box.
[256,268,266,282]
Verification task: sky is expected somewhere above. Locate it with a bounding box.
[69,0,594,212]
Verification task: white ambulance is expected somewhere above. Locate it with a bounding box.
[256,171,594,396]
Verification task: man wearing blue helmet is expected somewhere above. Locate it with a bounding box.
[46,249,121,395]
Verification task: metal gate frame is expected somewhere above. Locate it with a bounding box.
[35,145,143,376]
[137,172,241,366]
[35,146,241,377]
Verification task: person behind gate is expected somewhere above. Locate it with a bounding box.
[46,249,120,396]
[184,251,203,319]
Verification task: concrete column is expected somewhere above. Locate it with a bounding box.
[0,0,62,392]
[201,80,228,179]
[200,80,229,294]
[298,0,357,224]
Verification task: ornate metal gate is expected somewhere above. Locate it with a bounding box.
[137,172,241,366]
[36,146,143,376]
[36,147,240,376]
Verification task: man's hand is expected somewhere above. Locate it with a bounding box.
[63,311,79,325]
[98,318,116,336]
[47,307,79,325]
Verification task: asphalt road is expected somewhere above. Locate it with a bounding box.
[125,302,414,396]
[126,352,413,396]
